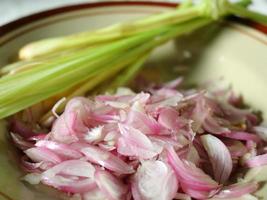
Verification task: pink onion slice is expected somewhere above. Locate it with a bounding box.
[157,107,185,132]
[253,126,267,142]
[43,176,97,193]
[10,132,33,150]
[162,77,183,89]
[83,187,108,200]
[166,146,219,199]
[201,134,233,184]
[23,173,42,185]
[132,160,178,200]
[191,95,229,134]
[222,132,261,143]
[24,147,62,164]
[11,78,267,199]
[28,134,48,141]
[51,97,91,144]
[42,160,95,179]
[149,135,182,149]
[245,153,267,168]
[41,160,96,193]
[125,104,166,135]
[81,145,134,174]
[213,182,258,199]
[9,119,36,138]
[94,168,128,200]
[21,156,44,172]
[35,140,82,159]
[118,124,162,159]
[174,192,192,200]
[51,112,82,144]
[223,140,248,158]
[84,126,105,144]
[148,94,183,110]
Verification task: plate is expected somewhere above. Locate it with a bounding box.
[0,2,267,200]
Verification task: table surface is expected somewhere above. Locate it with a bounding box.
[1,0,267,26]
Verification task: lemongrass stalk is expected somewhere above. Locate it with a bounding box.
[18,0,256,60]
[1,17,206,97]
[0,30,160,116]
[0,48,88,76]
[235,0,251,7]
[19,6,202,59]
[1,0,267,119]
[227,3,267,25]
[177,0,193,10]
[41,51,149,121]
[0,61,42,76]
[0,18,211,119]
[104,53,149,92]
[0,26,168,95]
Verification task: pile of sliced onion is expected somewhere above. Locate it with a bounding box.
[10,79,267,200]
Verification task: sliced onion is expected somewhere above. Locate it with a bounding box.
[254,126,267,142]
[201,134,233,184]
[84,126,105,144]
[51,97,90,144]
[147,94,183,111]
[9,119,36,138]
[28,134,48,141]
[149,135,182,149]
[42,160,95,179]
[223,140,248,158]
[245,153,267,168]
[24,147,62,164]
[174,192,192,200]
[41,160,96,193]
[125,105,165,135]
[166,146,219,199]
[163,77,183,89]
[213,182,258,199]
[222,132,261,143]
[12,78,267,199]
[118,124,162,159]
[186,145,200,165]
[157,107,184,132]
[23,173,42,185]
[83,187,108,200]
[132,160,178,200]
[21,155,45,172]
[192,95,229,134]
[94,168,128,200]
[81,145,134,174]
[35,140,82,159]
[43,176,96,193]
[10,132,33,150]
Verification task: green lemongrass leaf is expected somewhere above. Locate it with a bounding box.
[0,30,164,118]
[227,3,267,25]
[0,60,42,76]
[0,47,89,76]
[1,18,207,97]
[0,17,211,119]
[3,0,267,120]
[98,52,150,94]
[19,7,202,59]
[235,0,252,7]
[108,54,149,89]
[179,0,193,10]
[41,51,144,122]
[0,27,168,97]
